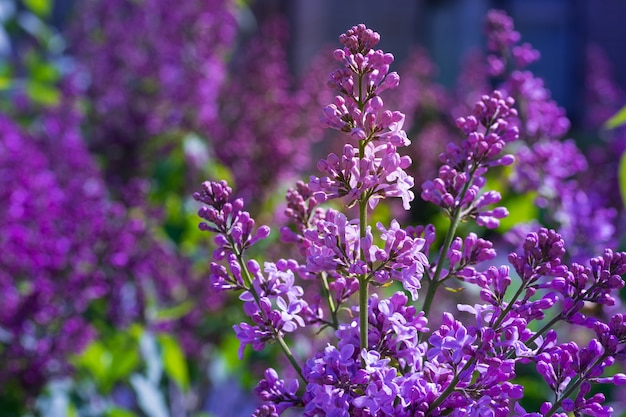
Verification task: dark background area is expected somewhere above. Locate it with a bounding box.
[28,0,626,128]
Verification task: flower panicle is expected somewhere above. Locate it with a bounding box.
[421,90,518,229]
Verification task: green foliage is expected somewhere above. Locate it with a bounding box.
[0,1,64,110]
[22,0,52,18]
[157,334,189,391]
[605,104,626,129]
[106,408,137,417]
[497,191,538,232]
[155,300,194,321]
[73,326,143,393]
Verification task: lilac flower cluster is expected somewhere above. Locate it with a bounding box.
[422,90,518,229]
[194,181,311,366]
[312,24,413,210]
[483,10,619,262]
[581,44,626,213]
[195,19,626,417]
[67,0,237,186]
[584,44,625,130]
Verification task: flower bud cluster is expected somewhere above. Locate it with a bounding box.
[421,90,518,228]
[194,180,270,258]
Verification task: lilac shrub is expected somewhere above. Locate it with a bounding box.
[582,44,626,214]
[195,22,626,416]
[0,84,200,406]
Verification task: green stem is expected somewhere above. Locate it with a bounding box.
[355,71,370,365]
[358,139,369,363]
[421,207,463,318]
[421,160,481,318]
[275,334,305,381]
[320,272,339,329]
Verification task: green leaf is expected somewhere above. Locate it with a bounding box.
[618,151,626,208]
[106,408,137,417]
[605,105,626,129]
[26,80,59,106]
[158,334,189,390]
[30,61,59,83]
[155,300,194,321]
[73,328,142,392]
[0,76,11,90]
[75,341,111,384]
[22,0,52,17]
[497,191,538,232]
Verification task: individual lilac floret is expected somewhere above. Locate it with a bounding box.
[427,312,476,364]
[421,90,518,228]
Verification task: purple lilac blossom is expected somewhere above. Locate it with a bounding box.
[584,44,625,129]
[194,180,311,360]
[312,24,415,210]
[421,90,518,229]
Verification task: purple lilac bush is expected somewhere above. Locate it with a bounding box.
[194,20,626,416]
[0,82,202,404]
